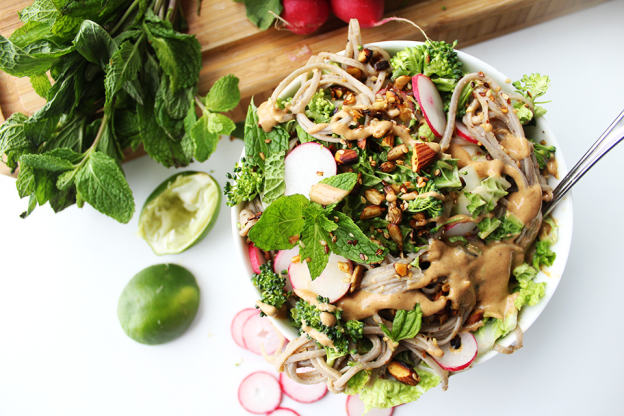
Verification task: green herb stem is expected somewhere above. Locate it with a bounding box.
[194,96,206,112]
[111,0,142,35]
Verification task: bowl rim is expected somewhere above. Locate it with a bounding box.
[230,39,574,368]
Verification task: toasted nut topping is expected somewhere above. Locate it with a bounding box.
[411,142,437,172]
[346,66,363,80]
[384,185,397,203]
[394,75,411,90]
[291,255,301,263]
[360,205,386,220]
[358,48,373,63]
[330,86,345,99]
[343,91,356,105]
[385,201,402,224]
[387,361,420,386]
[379,161,396,173]
[374,60,390,71]
[337,261,351,273]
[387,224,403,246]
[357,138,367,149]
[349,265,365,293]
[381,135,395,148]
[364,188,386,205]
[385,90,399,104]
[387,144,409,161]
[335,149,359,165]
[394,262,408,277]
[371,99,387,111]
[288,235,300,245]
[466,310,484,326]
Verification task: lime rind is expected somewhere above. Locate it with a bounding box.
[138,171,221,255]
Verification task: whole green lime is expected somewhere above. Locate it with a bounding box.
[118,264,200,345]
[138,171,221,255]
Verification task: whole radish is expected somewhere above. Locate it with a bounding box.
[282,0,330,35]
[330,0,384,28]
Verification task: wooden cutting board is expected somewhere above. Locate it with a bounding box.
[0,0,608,176]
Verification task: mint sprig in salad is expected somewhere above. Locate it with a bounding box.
[230,19,559,412]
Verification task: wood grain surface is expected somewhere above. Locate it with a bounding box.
[0,0,608,176]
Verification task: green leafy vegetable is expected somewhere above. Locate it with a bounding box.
[299,203,337,280]
[305,90,335,124]
[533,240,556,270]
[0,1,240,222]
[380,304,422,343]
[531,139,556,170]
[319,172,358,192]
[239,0,283,31]
[248,194,308,250]
[512,263,546,310]
[512,73,551,124]
[328,211,388,263]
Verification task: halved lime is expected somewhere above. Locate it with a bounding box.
[138,171,221,255]
[118,264,200,345]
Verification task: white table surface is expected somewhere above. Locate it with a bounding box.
[2,2,623,415]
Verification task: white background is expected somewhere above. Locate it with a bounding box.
[1,1,623,415]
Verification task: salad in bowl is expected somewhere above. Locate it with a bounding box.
[228,19,570,412]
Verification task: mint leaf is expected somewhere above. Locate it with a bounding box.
[0,113,30,155]
[19,0,59,24]
[138,100,190,168]
[319,172,358,192]
[30,72,52,99]
[49,186,76,213]
[51,14,83,38]
[104,37,143,107]
[0,35,72,77]
[244,100,289,169]
[248,194,308,250]
[243,0,283,31]
[206,112,236,136]
[16,165,36,198]
[73,20,117,69]
[20,153,75,171]
[74,152,135,223]
[327,212,387,263]
[380,304,422,343]
[295,123,316,144]
[300,204,337,280]
[202,74,240,112]
[189,113,220,163]
[262,151,286,205]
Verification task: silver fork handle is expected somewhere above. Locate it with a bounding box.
[542,109,624,217]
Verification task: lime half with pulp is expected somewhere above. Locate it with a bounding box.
[138,171,220,255]
[118,264,200,345]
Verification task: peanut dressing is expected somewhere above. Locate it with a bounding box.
[500,135,531,161]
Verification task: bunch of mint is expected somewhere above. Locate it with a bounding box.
[0,0,240,223]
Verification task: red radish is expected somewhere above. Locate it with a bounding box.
[242,313,285,355]
[432,332,478,372]
[248,243,266,274]
[282,0,330,35]
[268,408,301,416]
[274,248,299,292]
[238,372,283,414]
[284,142,336,198]
[413,74,447,137]
[455,120,479,144]
[279,373,328,403]
[346,395,394,416]
[231,308,260,349]
[330,0,384,28]
[444,222,477,238]
[289,252,352,302]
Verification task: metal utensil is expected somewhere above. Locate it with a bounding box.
[542,109,624,217]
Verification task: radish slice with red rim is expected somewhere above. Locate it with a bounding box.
[274,247,299,292]
[432,332,478,372]
[413,74,446,137]
[284,142,336,198]
[455,120,479,144]
[289,252,351,303]
[279,372,328,403]
[242,313,284,355]
[248,243,266,274]
[231,308,260,349]
[346,395,394,416]
[238,371,282,414]
[444,222,478,238]
[268,407,301,416]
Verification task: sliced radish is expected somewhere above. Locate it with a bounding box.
[268,407,301,416]
[284,142,336,198]
[242,313,284,355]
[231,308,260,349]
[413,74,446,137]
[289,252,351,303]
[444,221,477,237]
[455,120,479,144]
[432,332,478,372]
[249,243,266,274]
[279,373,328,403]
[274,247,299,292]
[346,395,394,416]
[238,371,283,414]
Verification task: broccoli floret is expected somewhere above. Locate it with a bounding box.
[291,297,364,357]
[305,90,335,123]
[276,97,292,110]
[224,157,263,207]
[531,140,556,170]
[251,262,291,315]
[405,177,444,218]
[390,40,463,93]
[512,73,551,124]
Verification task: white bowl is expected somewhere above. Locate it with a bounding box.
[231,40,573,367]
